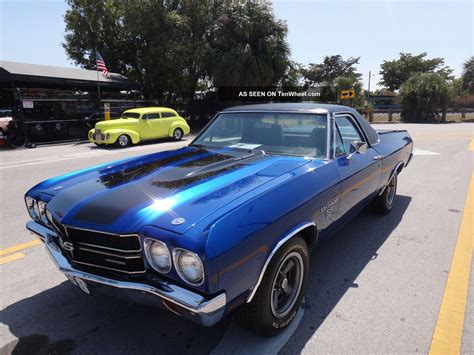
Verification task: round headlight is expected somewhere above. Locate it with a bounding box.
[46,208,54,224]
[145,239,171,273]
[33,201,41,220]
[106,133,110,140]
[38,201,47,219]
[175,250,204,285]
[25,196,38,219]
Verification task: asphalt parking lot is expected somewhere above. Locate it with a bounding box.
[1,123,473,354]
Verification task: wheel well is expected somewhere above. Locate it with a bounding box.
[298,224,318,251]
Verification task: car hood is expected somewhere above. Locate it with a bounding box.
[95,118,138,129]
[40,147,312,235]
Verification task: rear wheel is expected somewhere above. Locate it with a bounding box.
[373,173,397,214]
[235,236,309,337]
[173,128,183,141]
[115,134,130,148]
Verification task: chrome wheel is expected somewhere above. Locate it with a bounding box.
[117,135,129,147]
[270,251,304,319]
[386,175,396,206]
[173,128,183,140]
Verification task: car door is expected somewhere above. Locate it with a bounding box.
[141,112,166,139]
[334,114,382,220]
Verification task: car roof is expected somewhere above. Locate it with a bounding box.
[221,103,356,114]
[123,107,177,114]
[220,102,379,145]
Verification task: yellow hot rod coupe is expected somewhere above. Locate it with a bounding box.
[89,107,190,148]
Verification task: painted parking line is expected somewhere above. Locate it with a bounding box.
[429,171,474,355]
[0,253,26,265]
[0,239,42,265]
[469,139,474,151]
[0,239,42,257]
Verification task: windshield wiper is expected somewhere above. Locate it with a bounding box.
[190,143,206,149]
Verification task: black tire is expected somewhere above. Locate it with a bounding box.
[173,128,183,141]
[373,173,397,214]
[235,236,309,337]
[115,134,131,148]
[6,131,25,148]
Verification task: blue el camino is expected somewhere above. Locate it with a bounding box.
[25,103,413,336]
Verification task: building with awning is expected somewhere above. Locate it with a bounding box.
[0,60,139,90]
[0,60,150,144]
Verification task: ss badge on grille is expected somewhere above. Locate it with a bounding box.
[60,238,75,252]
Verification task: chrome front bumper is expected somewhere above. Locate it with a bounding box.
[26,220,226,326]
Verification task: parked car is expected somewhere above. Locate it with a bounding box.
[25,103,413,336]
[0,109,12,134]
[88,107,190,147]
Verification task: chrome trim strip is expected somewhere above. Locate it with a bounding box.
[27,220,226,316]
[246,221,316,303]
[76,242,141,254]
[76,246,143,259]
[330,112,336,159]
[64,225,140,238]
[73,260,146,274]
[334,111,377,147]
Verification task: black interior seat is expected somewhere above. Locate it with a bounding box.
[242,123,283,146]
[310,127,327,156]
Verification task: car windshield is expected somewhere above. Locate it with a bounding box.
[121,112,140,119]
[193,112,328,158]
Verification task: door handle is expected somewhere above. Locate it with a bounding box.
[373,155,383,161]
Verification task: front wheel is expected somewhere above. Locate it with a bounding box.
[373,173,397,214]
[115,134,131,148]
[173,128,183,141]
[235,236,309,337]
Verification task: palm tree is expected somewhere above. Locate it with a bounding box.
[209,2,290,88]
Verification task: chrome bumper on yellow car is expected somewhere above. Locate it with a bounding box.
[26,220,226,326]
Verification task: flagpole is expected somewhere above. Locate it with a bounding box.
[95,50,102,104]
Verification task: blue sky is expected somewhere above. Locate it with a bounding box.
[0,0,472,89]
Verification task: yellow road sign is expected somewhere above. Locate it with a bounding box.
[340,89,356,99]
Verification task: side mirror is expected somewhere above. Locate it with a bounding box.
[347,141,368,159]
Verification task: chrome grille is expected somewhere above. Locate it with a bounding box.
[63,226,145,274]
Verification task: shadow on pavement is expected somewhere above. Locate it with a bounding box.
[280,195,412,354]
[87,137,192,151]
[0,281,230,354]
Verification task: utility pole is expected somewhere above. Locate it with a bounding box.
[367,70,371,96]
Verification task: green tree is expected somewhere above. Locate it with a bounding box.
[208,2,290,87]
[63,0,221,101]
[379,52,453,91]
[399,73,451,122]
[300,55,362,87]
[461,57,474,93]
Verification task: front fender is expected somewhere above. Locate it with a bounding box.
[104,129,141,144]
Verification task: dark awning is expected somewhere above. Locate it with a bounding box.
[0,60,140,90]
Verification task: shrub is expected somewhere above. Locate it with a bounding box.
[400,73,450,122]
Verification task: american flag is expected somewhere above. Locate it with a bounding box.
[96,51,109,76]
